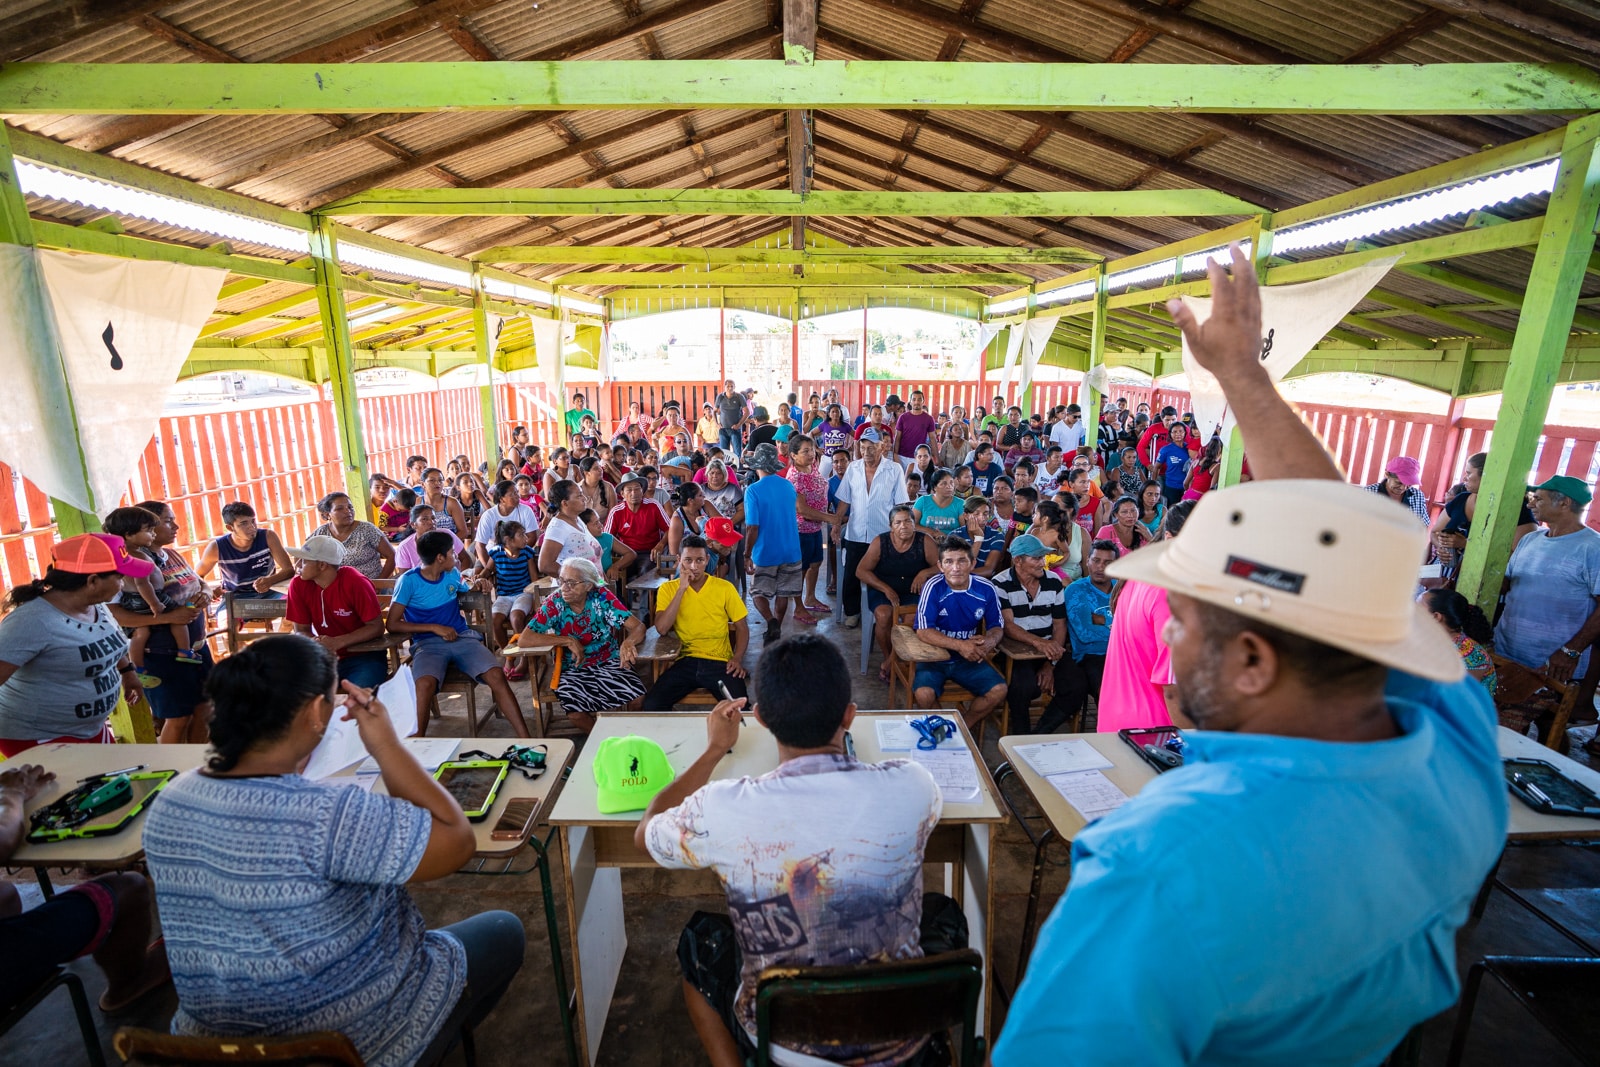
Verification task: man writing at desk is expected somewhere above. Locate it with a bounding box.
[642,535,750,708]
[994,246,1506,1066]
[637,635,952,1067]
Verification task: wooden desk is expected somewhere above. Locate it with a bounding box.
[993,732,1156,990]
[1481,726,1600,954]
[632,629,682,684]
[11,738,574,871]
[548,712,1006,1065]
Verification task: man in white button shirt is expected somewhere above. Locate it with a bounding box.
[832,427,910,627]
[1049,403,1086,454]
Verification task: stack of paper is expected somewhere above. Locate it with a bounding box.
[1046,770,1128,821]
[1014,740,1112,776]
[910,748,981,804]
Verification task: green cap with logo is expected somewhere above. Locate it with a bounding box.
[1530,475,1593,506]
[593,735,676,813]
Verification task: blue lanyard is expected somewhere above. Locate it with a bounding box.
[910,715,956,750]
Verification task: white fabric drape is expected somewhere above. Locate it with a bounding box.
[1019,314,1061,397]
[0,246,224,512]
[957,322,1000,381]
[1176,256,1399,440]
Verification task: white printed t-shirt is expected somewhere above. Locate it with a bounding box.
[645,754,941,1066]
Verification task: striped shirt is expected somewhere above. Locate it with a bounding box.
[487,545,535,597]
[992,568,1067,640]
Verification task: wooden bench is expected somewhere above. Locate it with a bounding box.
[886,610,1001,732]
[995,635,1082,733]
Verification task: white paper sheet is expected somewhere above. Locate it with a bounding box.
[911,748,981,804]
[1047,770,1129,821]
[302,711,367,780]
[325,774,380,792]
[356,737,460,776]
[378,665,418,738]
[876,716,968,752]
[1015,740,1112,777]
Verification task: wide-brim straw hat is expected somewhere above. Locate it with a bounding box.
[1107,479,1463,683]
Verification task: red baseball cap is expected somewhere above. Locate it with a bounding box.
[52,533,156,578]
[703,516,743,549]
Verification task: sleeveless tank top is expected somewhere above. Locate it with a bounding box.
[215,530,274,592]
[872,531,928,600]
[429,497,457,534]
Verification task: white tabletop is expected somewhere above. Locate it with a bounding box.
[1500,726,1600,840]
[997,732,1159,843]
[997,726,1600,844]
[9,739,575,867]
[549,712,1005,826]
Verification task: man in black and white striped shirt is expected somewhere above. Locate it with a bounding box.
[993,534,1088,735]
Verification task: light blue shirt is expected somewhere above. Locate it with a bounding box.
[144,773,466,1067]
[744,472,802,568]
[994,671,1506,1067]
[394,567,471,633]
[1064,577,1113,660]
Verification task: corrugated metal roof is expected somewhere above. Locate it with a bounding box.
[4,0,1598,334]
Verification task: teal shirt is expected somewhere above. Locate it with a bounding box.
[913,494,964,536]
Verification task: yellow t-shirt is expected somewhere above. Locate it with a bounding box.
[655,575,748,662]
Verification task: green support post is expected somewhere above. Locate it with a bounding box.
[1457,115,1600,617]
[0,125,100,535]
[472,266,501,466]
[1018,288,1037,416]
[1082,266,1108,447]
[309,218,372,503]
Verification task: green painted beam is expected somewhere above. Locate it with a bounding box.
[550,269,1027,287]
[319,187,1262,217]
[1457,116,1600,615]
[1398,261,1600,334]
[309,219,372,503]
[474,244,1101,265]
[1366,287,1516,344]
[5,61,1598,115]
[200,288,318,338]
[1263,217,1545,285]
[30,219,314,285]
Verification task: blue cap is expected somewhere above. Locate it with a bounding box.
[1009,533,1048,558]
[859,426,884,443]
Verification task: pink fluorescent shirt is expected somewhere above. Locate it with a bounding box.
[1097,580,1175,733]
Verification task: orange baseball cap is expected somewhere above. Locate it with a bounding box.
[52,534,156,578]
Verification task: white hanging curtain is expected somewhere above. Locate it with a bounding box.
[1176,255,1400,440]
[999,321,1027,391]
[530,312,566,420]
[1019,315,1062,399]
[0,246,224,513]
[957,322,1000,382]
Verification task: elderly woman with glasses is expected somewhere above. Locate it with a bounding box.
[516,558,646,733]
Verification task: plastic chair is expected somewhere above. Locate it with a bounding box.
[1444,956,1600,1066]
[114,1027,363,1065]
[751,949,985,1067]
[2,967,105,1067]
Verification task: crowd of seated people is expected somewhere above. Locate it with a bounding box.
[1,307,1597,1067]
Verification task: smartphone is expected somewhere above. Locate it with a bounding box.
[490,797,538,841]
[1119,727,1185,773]
[434,760,510,822]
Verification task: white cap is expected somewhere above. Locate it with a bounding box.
[286,535,345,567]
[1107,479,1463,682]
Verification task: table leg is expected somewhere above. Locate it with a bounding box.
[1015,827,1058,992]
[560,826,627,1067]
[527,828,581,1067]
[961,824,993,1040]
[34,868,53,899]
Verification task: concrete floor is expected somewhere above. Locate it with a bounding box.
[5,603,1599,1067]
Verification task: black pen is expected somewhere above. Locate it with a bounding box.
[84,765,144,781]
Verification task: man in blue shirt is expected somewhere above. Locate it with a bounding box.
[1064,539,1118,706]
[912,535,1006,728]
[740,443,803,636]
[386,531,531,739]
[994,246,1506,1067]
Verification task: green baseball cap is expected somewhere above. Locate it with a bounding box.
[593,735,676,814]
[1530,475,1593,506]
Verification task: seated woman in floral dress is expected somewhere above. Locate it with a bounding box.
[517,558,647,733]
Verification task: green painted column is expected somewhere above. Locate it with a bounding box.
[1082,266,1108,448]
[1018,287,1037,415]
[308,218,371,503]
[472,266,500,466]
[0,125,100,535]
[1457,114,1600,616]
